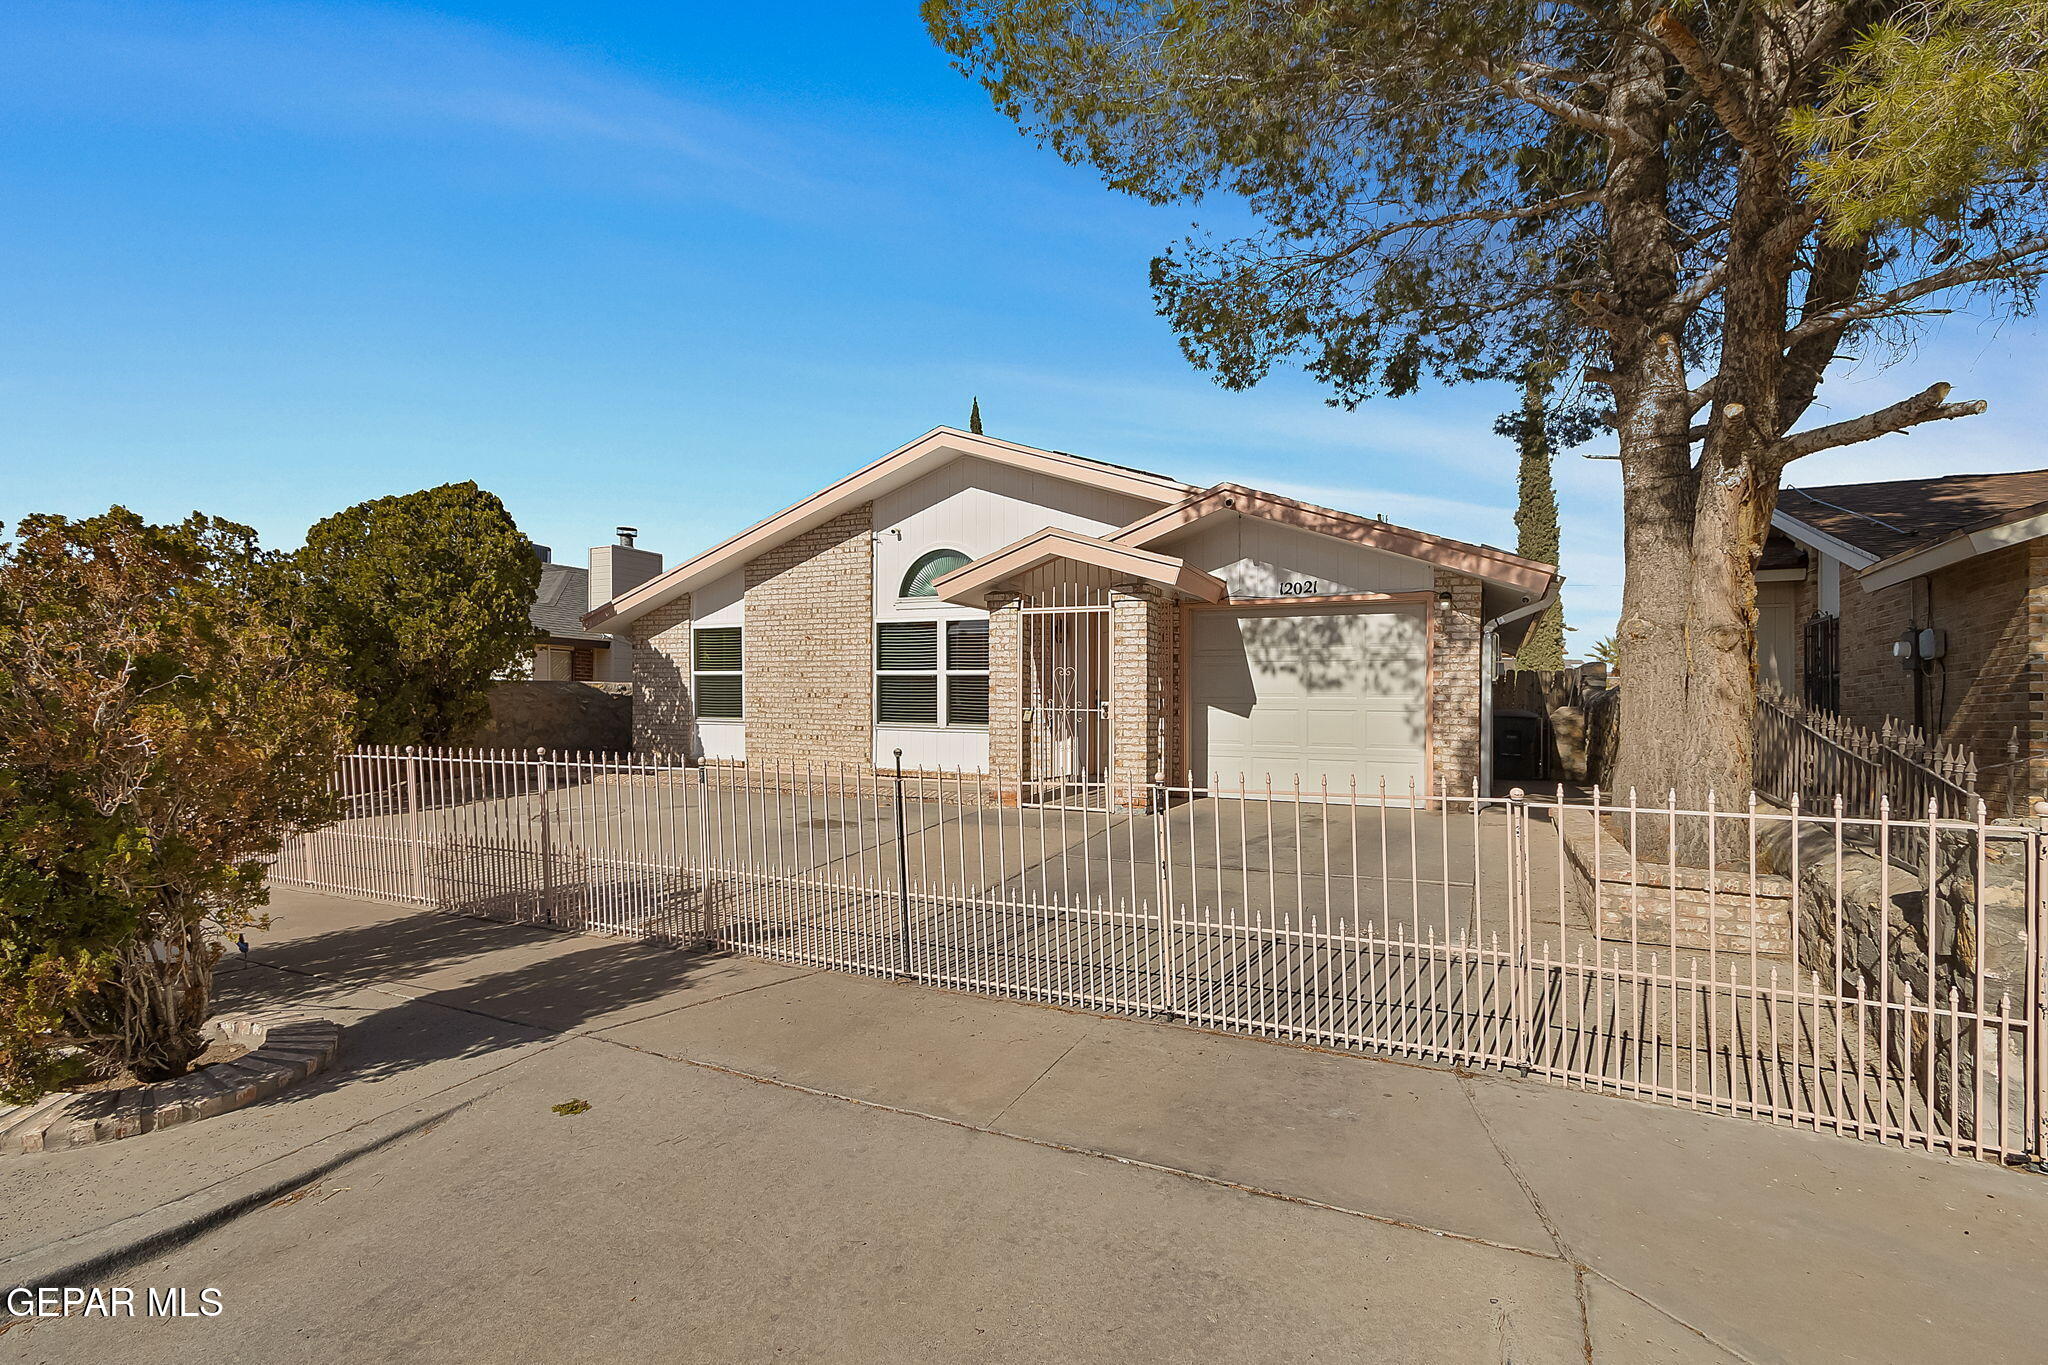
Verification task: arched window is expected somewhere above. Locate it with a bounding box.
[900,549,971,598]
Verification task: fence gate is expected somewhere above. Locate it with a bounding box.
[1018,569,1113,809]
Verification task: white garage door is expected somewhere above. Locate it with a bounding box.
[1190,605,1429,793]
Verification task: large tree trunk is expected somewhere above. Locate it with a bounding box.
[1608,440,1766,866]
[1603,32,1805,830]
[1608,369,1726,805]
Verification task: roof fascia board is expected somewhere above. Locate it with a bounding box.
[1970,506,2048,555]
[1114,485,1555,596]
[1857,536,1977,592]
[586,428,1193,629]
[1769,509,1881,570]
[1858,506,2048,592]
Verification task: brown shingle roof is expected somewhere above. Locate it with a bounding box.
[1758,530,1808,571]
[1777,468,2048,560]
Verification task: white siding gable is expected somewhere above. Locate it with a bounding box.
[871,455,1164,617]
[869,455,1167,770]
[1169,517,1436,598]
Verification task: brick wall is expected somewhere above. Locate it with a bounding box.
[1108,585,1179,802]
[1432,569,1484,797]
[741,503,874,766]
[1836,543,2033,778]
[1929,544,2034,776]
[627,595,692,757]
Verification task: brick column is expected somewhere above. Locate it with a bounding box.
[628,594,693,759]
[1110,584,1177,808]
[1431,569,1484,798]
[986,592,1023,804]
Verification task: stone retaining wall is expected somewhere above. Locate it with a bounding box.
[1788,824,2033,1124]
[458,681,632,753]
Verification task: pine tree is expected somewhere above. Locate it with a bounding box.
[926,0,2048,808]
[969,397,984,434]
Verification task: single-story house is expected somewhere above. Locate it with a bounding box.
[1764,468,2048,791]
[584,428,1559,800]
[528,530,665,683]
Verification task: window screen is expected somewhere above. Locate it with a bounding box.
[945,620,990,725]
[693,627,743,720]
[874,618,989,727]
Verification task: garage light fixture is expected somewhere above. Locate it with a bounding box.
[1437,591,1454,612]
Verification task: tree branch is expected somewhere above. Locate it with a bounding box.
[1649,9,1773,162]
[1339,188,1603,253]
[1665,259,1730,321]
[1464,58,1652,148]
[1784,237,2048,346]
[1777,382,1986,461]
[1778,231,1872,428]
[1511,59,1609,88]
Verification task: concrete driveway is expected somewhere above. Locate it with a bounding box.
[343,775,1552,933]
[8,888,2048,1363]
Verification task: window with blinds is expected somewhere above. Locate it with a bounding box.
[944,619,990,725]
[693,626,743,720]
[875,618,989,726]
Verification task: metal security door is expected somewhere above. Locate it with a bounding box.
[1019,576,1112,809]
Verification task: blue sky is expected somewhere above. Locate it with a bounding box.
[4,1,2045,649]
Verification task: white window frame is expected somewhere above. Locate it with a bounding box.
[874,618,989,729]
[692,626,744,721]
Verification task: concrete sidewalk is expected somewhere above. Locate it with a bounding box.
[6,890,2047,1363]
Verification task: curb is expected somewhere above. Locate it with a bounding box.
[1,1094,472,1303]
[0,1014,344,1158]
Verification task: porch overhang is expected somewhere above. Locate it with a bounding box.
[931,527,1228,607]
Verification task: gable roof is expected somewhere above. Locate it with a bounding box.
[1777,469,2048,561]
[929,527,1228,605]
[584,428,1195,630]
[1111,483,1557,596]
[532,563,609,643]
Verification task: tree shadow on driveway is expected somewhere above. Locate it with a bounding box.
[208,903,771,1107]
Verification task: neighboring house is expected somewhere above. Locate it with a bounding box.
[529,529,664,683]
[583,428,1558,799]
[1765,469,2048,790]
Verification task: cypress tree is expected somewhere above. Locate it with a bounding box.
[1498,370,1566,670]
[969,397,984,434]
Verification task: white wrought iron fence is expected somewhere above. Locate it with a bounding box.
[272,747,2047,1167]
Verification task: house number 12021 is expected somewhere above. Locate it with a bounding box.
[1279,579,1320,596]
